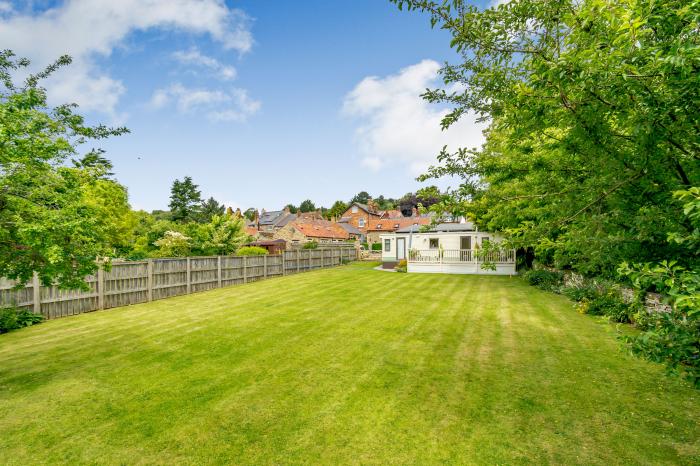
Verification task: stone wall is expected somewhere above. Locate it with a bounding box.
[562,270,672,314]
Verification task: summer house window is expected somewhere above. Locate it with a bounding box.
[429,238,439,249]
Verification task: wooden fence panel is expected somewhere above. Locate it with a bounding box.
[40,274,98,319]
[152,258,188,300]
[221,256,244,286]
[0,247,356,320]
[190,257,219,293]
[104,262,148,309]
[0,278,34,311]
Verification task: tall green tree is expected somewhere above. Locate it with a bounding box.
[200,197,225,223]
[350,191,371,204]
[299,199,316,213]
[169,176,202,223]
[0,50,128,288]
[395,0,699,276]
[326,200,348,219]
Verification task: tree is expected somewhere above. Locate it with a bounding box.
[350,191,371,204]
[299,199,316,213]
[200,197,225,223]
[284,204,298,213]
[416,186,442,211]
[326,200,348,219]
[0,50,128,288]
[169,176,202,222]
[375,195,396,210]
[243,208,257,221]
[82,179,137,258]
[394,0,699,276]
[398,193,417,217]
[197,214,250,255]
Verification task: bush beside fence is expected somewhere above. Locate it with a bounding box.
[0,247,357,320]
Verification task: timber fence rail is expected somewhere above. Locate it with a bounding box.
[0,247,357,320]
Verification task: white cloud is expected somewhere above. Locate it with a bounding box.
[172,47,237,81]
[0,2,14,14]
[343,59,487,175]
[0,0,253,119]
[150,83,260,122]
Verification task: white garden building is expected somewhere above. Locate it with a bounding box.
[379,223,517,275]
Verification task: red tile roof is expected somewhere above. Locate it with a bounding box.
[292,220,350,240]
[245,226,259,236]
[366,217,431,232]
[380,209,403,219]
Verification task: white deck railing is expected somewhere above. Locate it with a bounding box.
[408,249,516,264]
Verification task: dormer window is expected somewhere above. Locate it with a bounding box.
[352,205,358,213]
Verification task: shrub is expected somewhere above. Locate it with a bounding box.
[371,243,382,251]
[522,269,564,291]
[618,261,700,387]
[395,259,407,273]
[302,241,318,250]
[236,246,268,256]
[577,291,633,323]
[561,283,602,302]
[0,307,44,334]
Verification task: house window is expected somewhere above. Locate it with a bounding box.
[384,239,391,252]
[358,218,365,227]
[429,238,439,249]
[352,205,358,213]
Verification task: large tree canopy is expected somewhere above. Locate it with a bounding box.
[0,50,128,287]
[394,0,699,276]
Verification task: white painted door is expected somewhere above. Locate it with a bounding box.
[396,237,406,260]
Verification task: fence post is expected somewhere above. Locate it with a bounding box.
[217,256,222,288]
[282,253,286,276]
[97,265,105,310]
[263,254,268,278]
[186,257,191,294]
[147,259,153,302]
[32,272,41,315]
[243,256,248,283]
[297,250,300,273]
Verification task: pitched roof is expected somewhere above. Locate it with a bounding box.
[259,210,297,227]
[337,223,362,235]
[292,220,350,240]
[367,216,432,232]
[380,209,403,219]
[258,210,284,225]
[345,202,381,215]
[395,222,475,233]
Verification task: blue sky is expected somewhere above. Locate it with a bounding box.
[1,0,489,211]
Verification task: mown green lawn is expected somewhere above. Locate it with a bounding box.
[0,263,698,465]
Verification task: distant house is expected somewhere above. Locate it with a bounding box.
[337,222,363,241]
[338,202,383,233]
[257,207,298,233]
[379,222,516,275]
[274,219,351,245]
[366,216,432,246]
